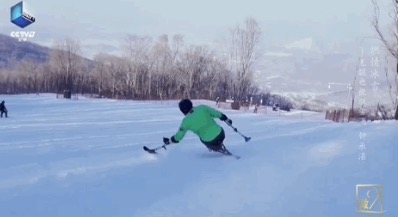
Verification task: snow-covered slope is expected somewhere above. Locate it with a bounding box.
[0,94,396,217]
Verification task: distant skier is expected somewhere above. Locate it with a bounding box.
[163,99,234,155]
[272,103,279,111]
[0,101,8,118]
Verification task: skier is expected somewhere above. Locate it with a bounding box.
[0,101,8,118]
[272,103,279,111]
[162,99,234,155]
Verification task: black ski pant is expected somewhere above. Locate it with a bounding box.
[200,128,225,151]
[1,110,7,118]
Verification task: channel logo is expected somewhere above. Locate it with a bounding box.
[11,1,36,28]
[356,184,385,215]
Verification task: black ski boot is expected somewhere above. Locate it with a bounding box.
[218,144,232,155]
[218,144,240,159]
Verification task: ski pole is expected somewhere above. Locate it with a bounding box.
[226,122,251,142]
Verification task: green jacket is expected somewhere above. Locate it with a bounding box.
[172,105,224,143]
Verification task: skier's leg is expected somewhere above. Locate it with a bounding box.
[214,129,226,151]
[202,140,220,152]
[202,132,240,159]
[201,129,225,152]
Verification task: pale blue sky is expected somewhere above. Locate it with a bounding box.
[0,0,390,58]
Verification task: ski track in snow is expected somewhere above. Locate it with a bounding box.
[0,94,397,217]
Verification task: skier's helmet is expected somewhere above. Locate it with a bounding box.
[179,99,193,115]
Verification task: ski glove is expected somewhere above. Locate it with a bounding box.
[225,119,233,125]
[220,114,233,125]
[163,137,171,145]
[163,136,179,144]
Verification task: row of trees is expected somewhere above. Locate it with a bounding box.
[0,18,262,102]
[1,3,397,118]
[370,0,398,119]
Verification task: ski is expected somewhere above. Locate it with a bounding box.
[229,154,241,159]
[219,151,241,159]
[144,144,240,159]
[217,146,241,159]
[225,152,241,160]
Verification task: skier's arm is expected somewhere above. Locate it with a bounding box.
[204,105,223,118]
[204,105,231,122]
[170,122,189,143]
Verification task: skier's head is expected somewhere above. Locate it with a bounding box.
[179,99,193,115]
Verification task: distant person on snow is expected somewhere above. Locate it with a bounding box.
[272,103,279,111]
[162,99,234,155]
[0,101,8,118]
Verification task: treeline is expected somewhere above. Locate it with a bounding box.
[0,18,263,102]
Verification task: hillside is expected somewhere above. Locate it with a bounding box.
[0,34,96,70]
[0,34,50,70]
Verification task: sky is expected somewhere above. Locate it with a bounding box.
[0,0,391,58]
[0,94,397,217]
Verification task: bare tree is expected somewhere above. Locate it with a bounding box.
[372,0,398,119]
[176,45,213,98]
[40,64,56,93]
[227,17,262,101]
[152,35,170,99]
[15,60,42,94]
[151,34,184,99]
[50,39,83,97]
[122,35,153,99]
[92,53,112,97]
